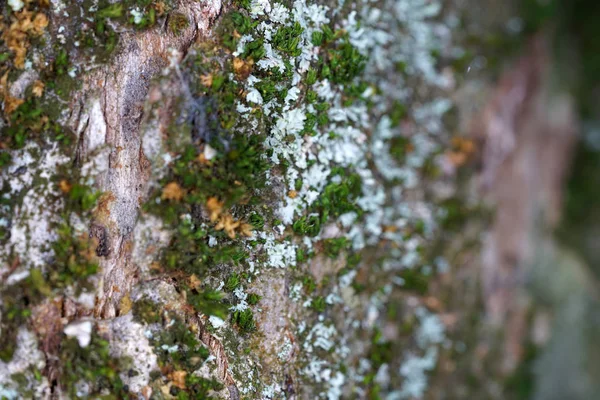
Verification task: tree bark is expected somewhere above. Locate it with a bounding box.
[1,0,599,399]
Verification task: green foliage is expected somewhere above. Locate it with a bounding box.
[323,237,351,259]
[247,293,261,305]
[320,36,367,84]
[310,295,326,313]
[293,215,322,237]
[272,22,304,56]
[225,272,242,292]
[132,299,162,324]
[168,13,189,35]
[60,334,127,398]
[188,290,228,320]
[249,213,265,230]
[232,308,256,334]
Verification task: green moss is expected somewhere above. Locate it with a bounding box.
[183,374,224,399]
[293,215,321,237]
[302,275,317,294]
[187,290,228,320]
[0,281,37,362]
[310,296,327,313]
[504,342,538,400]
[249,213,265,230]
[60,334,127,398]
[225,272,242,292]
[1,98,63,150]
[168,12,189,35]
[397,267,429,295]
[152,315,210,370]
[319,36,367,84]
[231,308,255,334]
[247,293,261,305]
[363,328,393,397]
[97,3,124,18]
[272,22,304,57]
[132,299,162,324]
[323,237,351,259]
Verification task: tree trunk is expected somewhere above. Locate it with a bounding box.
[1,0,599,399]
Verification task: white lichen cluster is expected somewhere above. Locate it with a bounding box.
[224,0,456,396]
[0,328,48,399]
[0,143,69,278]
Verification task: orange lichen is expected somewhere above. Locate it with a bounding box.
[59,180,72,194]
[233,57,253,80]
[214,214,240,239]
[188,274,202,290]
[206,197,253,238]
[200,74,213,87]
[32,80,45,97]
[1,8,48,69]
[169,370,187,389]
[239,222,254,238]
[161,182,184,202]
[206,197,224,222]
[447,136,476,167]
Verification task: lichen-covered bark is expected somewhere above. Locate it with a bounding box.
[2,0,600,399]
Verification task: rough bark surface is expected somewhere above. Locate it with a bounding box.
[2,0,600,399]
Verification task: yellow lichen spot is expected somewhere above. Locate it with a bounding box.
[200,74,213,87]
[32,13,48,35]
[233,57,254,80]
[206,197,224,222]
[189,274,202,290]
[2,9,49,69]
[447,136,476,167]
[3,95,24,116]
[59,179,72,194]
[161,182,184,202]
[169,370,187,389]
[287,190,297,199]
[214,214,240,239]
[32,80,44,97]
[154,1,166,16]
[239,222,254,238]
[119,294,132,315]
[382,225,398,233]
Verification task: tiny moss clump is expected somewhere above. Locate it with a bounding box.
[132,298,162,324]
[60,334,127,398]
[272,22,304,57]
[247,293,261,305]
[146,312,224,397]
[323,237,351,259]
[168,12,189,35]
[225,272,242,292]
[293,215,322,237]
[232,308,256,334]
[310,296,327,313]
